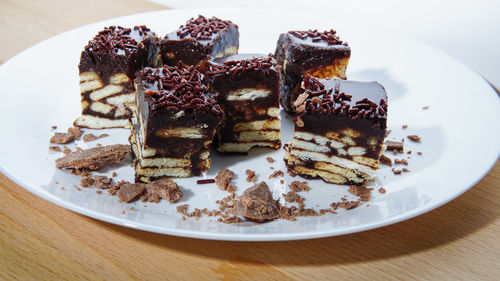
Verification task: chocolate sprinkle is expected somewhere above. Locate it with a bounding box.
[289,29,346,45]
[177,15,234,40]
[86,26,151,55]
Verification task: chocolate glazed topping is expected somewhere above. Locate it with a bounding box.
[79,26,158,82]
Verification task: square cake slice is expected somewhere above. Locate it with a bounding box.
[202,54,281,152]
[284,76,388,185]
[160,15,239,67]
[76,26,160,129]
[275,29,351,112]
[131,65,224,183]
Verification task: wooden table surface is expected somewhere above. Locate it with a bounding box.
[1,1,499,280]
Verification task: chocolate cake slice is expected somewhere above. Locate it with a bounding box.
[76,26,160,129]
[275,29,350,112]
[284,76,388,185]
[160,15,239,67]
[203,54,281,152]
[131,65,224,182]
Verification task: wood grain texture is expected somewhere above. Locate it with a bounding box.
[1,1,499,280]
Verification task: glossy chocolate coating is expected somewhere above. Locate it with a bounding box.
[160,16,239,66]
[79,26,159,83]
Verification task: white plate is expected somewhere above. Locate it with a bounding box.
[1,8,499,241]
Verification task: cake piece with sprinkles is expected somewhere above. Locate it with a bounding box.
[275,29,351,112]
[284,76,388,185]
[160,15,239,67]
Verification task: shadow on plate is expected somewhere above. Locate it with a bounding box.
[91,162,499,267]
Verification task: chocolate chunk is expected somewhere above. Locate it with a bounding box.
[144,179,183,203]
[289,181,310,192]
[50,132,75,144]
[407,135,421,142]
[283,191,300,203]
[266,157,275,163]
[176,204,189,215]
[379,154,393,166]
[347,185,371,202]
[330,200,360,210]
[245,169,257,183]
[268,170,284,179]
[378,187,386,194]
[221,216,242,224]
[233,182,279,221]
[385,140,404,152]
[80,174,94,188]
[117,183,146,203]
[93,175,113,189]
[55,144,129,170]
[215,168,235,191]
[67,127,82,138]
[49,146,62,152]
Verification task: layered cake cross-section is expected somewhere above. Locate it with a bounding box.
[275,29,351,112]
[76,26,160,129]
[284,76,388,185]
[131,64,224,183]
[203,54,281,152]
[160,15,239,67]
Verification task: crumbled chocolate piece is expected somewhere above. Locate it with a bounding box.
[378,187,386,194]
[289,181,310,192]
[55,144,129,171]
[407,135,421,142]
[280,179,284,184]
[422,106,430,110]
[283,191,300,203]
[117,183,145,203]
[330,200,360,210]
[197,179,216,184]
[269,170,284,179]
[287,169,297,177]
[417,151,423,155]
[407,150,412,154]
[96,190,102,194]
[393,169,403,175]
[176,204,189,215]
[402,125,408,129]
[112,172,117,177]
[379,155,392,166]
[215,168,235,190]
[221,216,242,224]
[82,134,97,142]
[73,185,82,191]
[385,140,404,152]
[403,168,411,172]
[63,147,71,155]
[80,174,94,187]
[93,175,113,189]
[49,146,62,152]
[50,132,75,144]
[266,157,275,163]
[144,179,183,203]
[51,125,57,130]
[245,169,257,183]
[227,184,236,193]
[67,127,82,138]
[347,185,371,202]
[233,182,279,221]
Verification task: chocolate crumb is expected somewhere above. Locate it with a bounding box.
[55,144,129,171]
[121,210,126,215]
[378,187,386,194]
[73,185,81,191]
[197,179,216,184]
[283,191,300,203]
[287,169,297,177]
[112,172,117,177]
[295,116,304,127]
[385,140,404,152]
[393,169,403,175]
[51,125,57,130]
[245,169,257,183]
[63,147,71,155]
[60,187,65,190]
[93,175,113,189]
[129,207,137,212]
[347,185,371,202]
[233,182,279,221]
[269,166,274,170]
[117,183,145,203]
[266,157,275,163]
[403,168,411,172]
[96,190,102,194]
[330,200,360,210]
[402,125,408,129]
[50,132,75,144]
[176,204,189,215]
[269,170,284,179]
[407,150,412,154]
[417,151,423,155]
[407,135,421,142]
[49,146,62,152]
[144,179,183,203]
[215,168,235,190]
[67,127,82,138]
[280,179,284,184]
[96,143,102,147]
[289,181,310,192]
[379,154,392,166]
[422,106,430,110]
[222,216,242,224]
[82,134,97,142]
